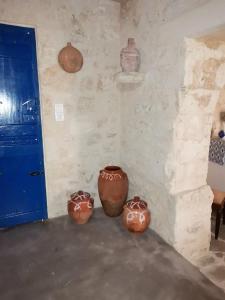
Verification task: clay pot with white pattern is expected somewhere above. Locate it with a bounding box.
[98,166,128,217]
[67,191,94,224]
[123,196,150,233]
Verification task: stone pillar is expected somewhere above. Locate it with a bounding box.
[173,185,213,264]
[167,38,225,262]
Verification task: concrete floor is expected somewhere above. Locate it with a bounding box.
[1,209,225,300]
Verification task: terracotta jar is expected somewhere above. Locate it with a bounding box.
[58,42,83,73]
[123,196,150,233]
[67,191,94,224]
[98,166,128,217]
[120,38,140,72]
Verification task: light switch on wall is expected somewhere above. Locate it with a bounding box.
[55,104,64,122]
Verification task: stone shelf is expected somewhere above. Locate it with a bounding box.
[115,72,145,84]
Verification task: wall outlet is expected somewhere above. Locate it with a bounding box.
[55,104,64,122]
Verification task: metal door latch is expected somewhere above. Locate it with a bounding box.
[29,171,44,176]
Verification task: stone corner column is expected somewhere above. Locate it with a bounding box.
[173,185,213,264]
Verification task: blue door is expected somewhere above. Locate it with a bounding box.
[0,23,47,227]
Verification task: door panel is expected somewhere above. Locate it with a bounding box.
[0,23,47,227]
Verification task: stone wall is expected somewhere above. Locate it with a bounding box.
[120,0,225,263]
[0,0,120,217]
[172,38,225,260]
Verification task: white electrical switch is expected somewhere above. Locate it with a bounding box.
[55,104,64,122]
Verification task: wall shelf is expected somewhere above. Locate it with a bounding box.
[115,72,145,84]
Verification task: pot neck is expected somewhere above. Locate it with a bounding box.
[127,38,135,48]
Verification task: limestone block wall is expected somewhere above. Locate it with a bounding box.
[120,0,225,263]
[171,38,225,261]
[173,38,225,193]
[0,0,121,217]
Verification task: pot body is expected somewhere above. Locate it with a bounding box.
[67,191,94,224]
[58,42,83,73]
[120,38,140,72]
[98,166,128,217]
[123,197,150,233]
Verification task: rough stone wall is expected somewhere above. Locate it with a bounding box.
[0,0,120,217]
[120,0,186,246]
[120,0,225,263]
[174,38,225,193]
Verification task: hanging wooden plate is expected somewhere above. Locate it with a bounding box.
[58,42,83,73]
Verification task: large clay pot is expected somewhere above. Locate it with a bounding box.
[67,191,94,224]
[123,196,150,233]
[58,42,83,73]
[120,38,140,72]
[98,166,128,217]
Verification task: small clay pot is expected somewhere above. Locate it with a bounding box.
[123,196,150,233]
[58,42,83,73]
[67,191,94,224]
[98,166,128,217]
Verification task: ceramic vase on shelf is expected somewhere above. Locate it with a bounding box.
[123,196,150,233]
[98,166,128,217]
[120,38,140,72]
[67,190,94,224]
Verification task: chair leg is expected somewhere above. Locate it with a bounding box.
[215,204,222,240]
[223,203,225,225]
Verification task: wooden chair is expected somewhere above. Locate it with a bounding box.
[211,189,225,239]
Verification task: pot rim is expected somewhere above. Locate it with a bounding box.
[70,191,90,199]
[104,166,122,172]
[124,197,148,210]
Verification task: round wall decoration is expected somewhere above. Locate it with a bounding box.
[58,42,83,73]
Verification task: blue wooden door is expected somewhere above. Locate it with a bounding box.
[0,23,47,227]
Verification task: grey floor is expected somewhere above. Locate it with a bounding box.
[1,209,225,300]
